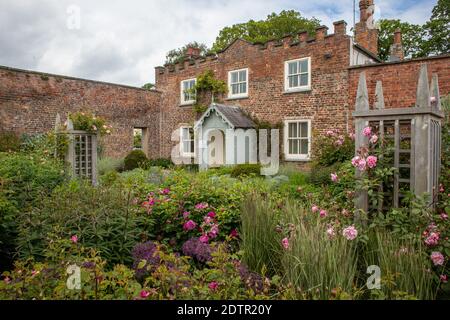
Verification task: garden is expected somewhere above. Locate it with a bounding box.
[0,99,449,300]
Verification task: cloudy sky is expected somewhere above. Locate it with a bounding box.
[0,0,438,87]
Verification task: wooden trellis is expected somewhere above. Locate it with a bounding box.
[55,114,98,185]
[353,64,444,213]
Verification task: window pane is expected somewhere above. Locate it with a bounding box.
[288,75,299,88]
[300,73,308,86]
[182,128,188,140]
[300,139,308,155]
[189,80,195,88]
[231,72,238,83]
[239,70,246,82]
[288,123,297,138]
[300,59,308,73]
[190,140,195,153]
[300,122,308,137]
[288,62,297,75]
[232,84,239,94]
[240,83,246,94]
[293,139,299,154]
[289,139,293,154]
[189,128,194,139]
[183,81,189,90]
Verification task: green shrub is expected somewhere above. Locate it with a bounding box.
[313,130,354,167]
[145,158,173,169]
[230,164,262,178]
[241,193,283,276]
[124,150,148,171]
[98,157,124,175]
[16,180,154,266]
[309,162,342,186]
[0,132,21,152]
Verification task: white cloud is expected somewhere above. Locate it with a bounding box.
[0,0,437,86]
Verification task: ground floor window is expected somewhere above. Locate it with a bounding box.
[283,119,311,161]
[180,126,195,157]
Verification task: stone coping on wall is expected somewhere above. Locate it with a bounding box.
[0,65,162,93]
[348,53,450,70]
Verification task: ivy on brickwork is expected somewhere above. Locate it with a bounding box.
[190,70,227,114]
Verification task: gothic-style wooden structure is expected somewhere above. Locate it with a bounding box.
[353,64,444,213]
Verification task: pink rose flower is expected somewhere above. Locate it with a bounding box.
[183,220,197,231]
[369,135,378,144]
[366,155,378,169]
[326,226,336,239]
[335,139,343,146]
[3,277,11,284]
[319,209,328,218]
[160,188,170,195]
[140,290,150,298]
[230,229,239,238]
[208,281,218,291]
[362,127,372,137]
[430,251,445,266]
[207,211,216,218]
[326,130,335,137]
[311,205,319,213]
[71,235,78,243]
[351,156,361,167]
[342,225,358,241]
[441,213,448,221]
[357,158,367,171]
[195,203,209,210]
[440,275,448,283]
[439,184,445,193]
[182,211,190,219]
[199,234,209,243]
[331,173,338,183]
[282,237,290,250]
[430,96,436,103]
[424,232,440,247]
[208,225,219,239]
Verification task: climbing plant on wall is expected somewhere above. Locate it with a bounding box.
[191,70,227,114]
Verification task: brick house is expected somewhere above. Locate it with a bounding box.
[1,0,449,165]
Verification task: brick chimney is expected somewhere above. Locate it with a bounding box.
[354,0,379,56]
[186,46,201,58]
[389,28,404,61]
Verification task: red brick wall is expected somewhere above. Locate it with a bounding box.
[348,55,450,111]
[0,66,162,159]
[156,29,352,160]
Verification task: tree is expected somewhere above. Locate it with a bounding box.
[421,0,450,56]
[377,1,449,61]
[377,19,425,61]
[165,42,209,64]
[211,10,321,53]
[141,83,155,90]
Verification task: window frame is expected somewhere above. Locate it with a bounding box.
[180,126,195,157]
[284,57,311,93]
[227,68,249,99]
[180,78,197,105]
[283,119,312,161]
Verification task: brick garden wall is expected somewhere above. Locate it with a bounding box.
[348,55,450,112]
[0,66,162,159]
[155,24,352,161]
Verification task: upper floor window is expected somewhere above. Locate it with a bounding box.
[284,57,311,92]
[180,126,195,157]
[228,68,248,99]
[180,78,196,105]
[283,119,311,161]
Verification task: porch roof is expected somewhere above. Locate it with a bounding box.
[194,103,256,130]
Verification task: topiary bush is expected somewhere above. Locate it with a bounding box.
[124,150,148,171]
[230,164,262,178]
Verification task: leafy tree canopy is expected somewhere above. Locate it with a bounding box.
[165,41,209,64]
[211,10,321,53]
[378,0,449,61]
[142,83,155,90]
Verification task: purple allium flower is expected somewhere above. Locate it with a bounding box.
[82,261,96,269]
[181,237,212,263]
[132,241,160,279]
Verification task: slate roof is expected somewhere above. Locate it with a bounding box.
[195,103,256,130]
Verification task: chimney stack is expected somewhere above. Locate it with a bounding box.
[315,25,328,41]
[186,46,201,58]
[354,0,379,56]
[333,20,347,35]
[389,28,404,61]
